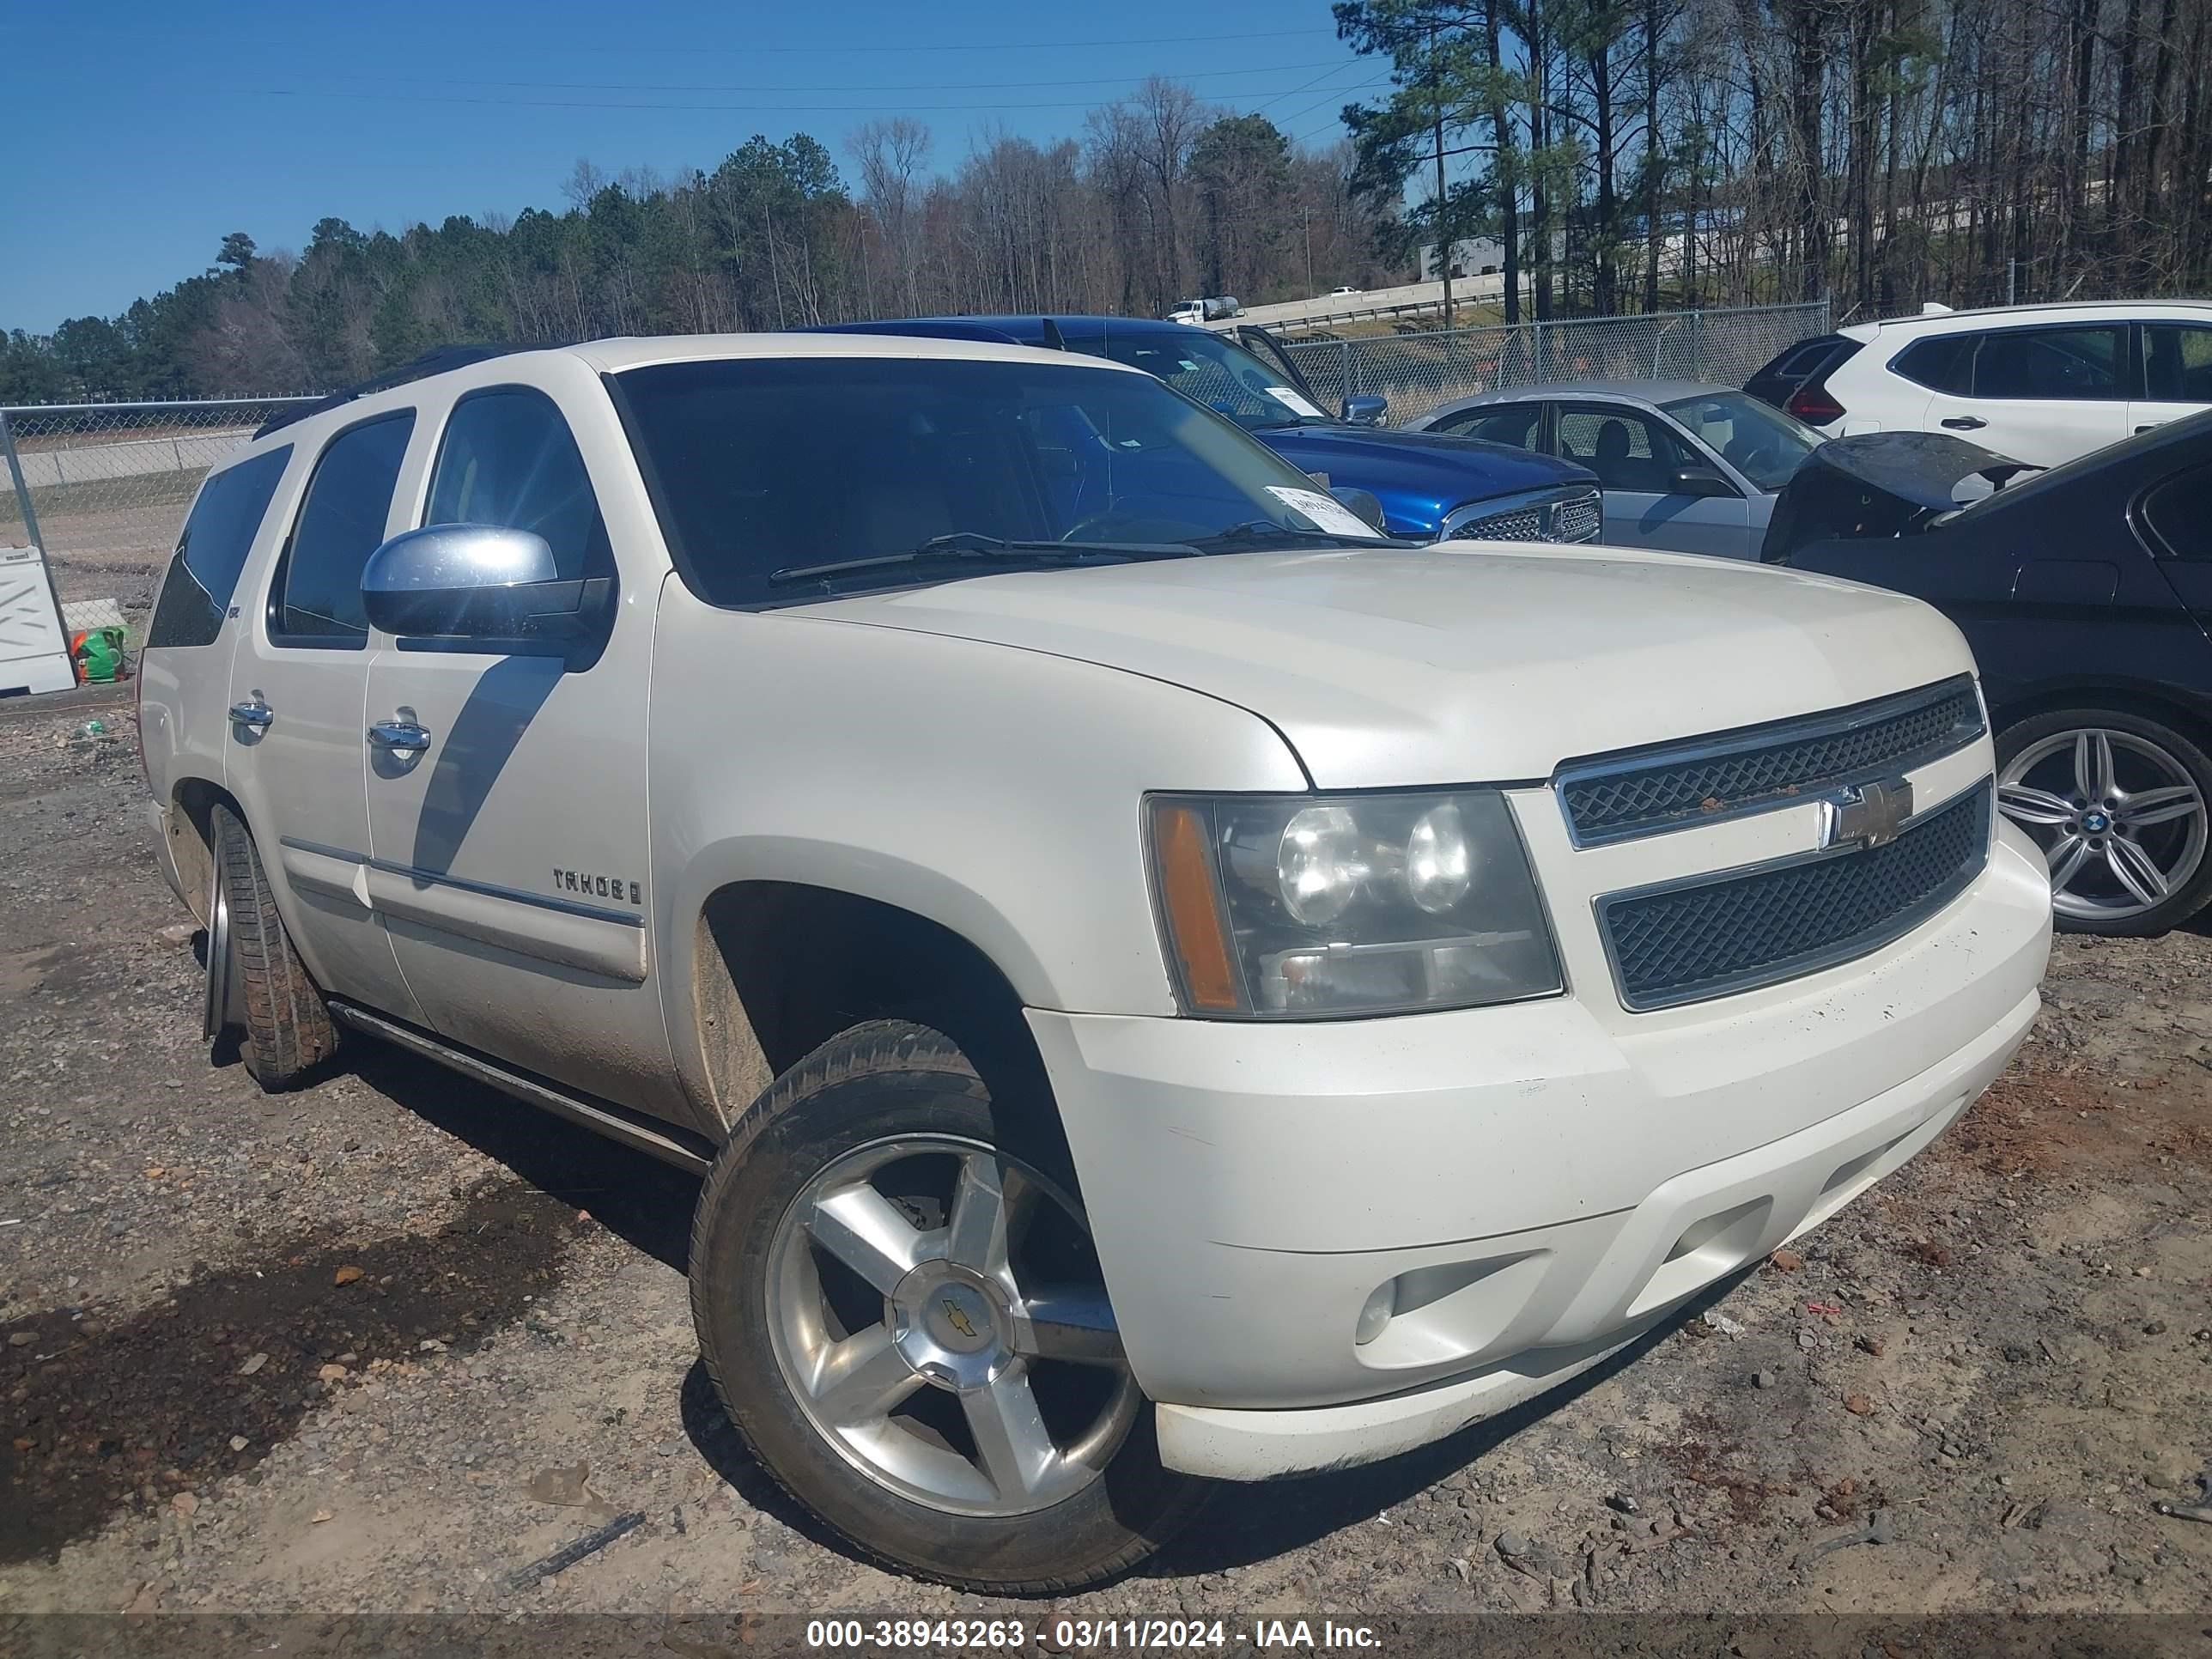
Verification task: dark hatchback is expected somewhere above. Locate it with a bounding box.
[824,315,1604,544]
[1771,411,2212,935]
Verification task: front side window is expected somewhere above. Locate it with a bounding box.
[2142,324,2212,403]
[424,387,611,579]
[272,412,415,647]
[1556,405,1686,493]
[147,445,292,648]
[1661,390,1822,492]
[615,356,1381,607]
[1972,326,2124,401]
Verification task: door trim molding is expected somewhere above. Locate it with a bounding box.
[279,836,644,927]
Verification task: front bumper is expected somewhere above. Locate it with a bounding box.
[1027,820,2051,1481]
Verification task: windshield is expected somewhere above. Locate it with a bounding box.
[615,355,1382,605]
[1074,328,1331,432]
[1660,390,1823,491]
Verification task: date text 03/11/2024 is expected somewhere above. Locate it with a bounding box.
[801,1619,1382,1650]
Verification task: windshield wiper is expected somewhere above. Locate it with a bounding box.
[1186,520,1398,552]
[769,530,1198,586]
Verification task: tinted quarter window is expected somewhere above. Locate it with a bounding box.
[1972,326,2124,400]
[2142,325,2212,402]
[146,445,292,648]
[274,413,415,647]
[425,388,611,580]
[2139,464,2212,559]
[1893,334,1975,395]
[1434,406,1540,448]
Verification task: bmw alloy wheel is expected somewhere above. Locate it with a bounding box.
[1997,726,2209,921]
[765,1133,1139,1517]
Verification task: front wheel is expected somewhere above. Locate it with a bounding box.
[689,1019,1205,1592]
[1996,708,2212,935]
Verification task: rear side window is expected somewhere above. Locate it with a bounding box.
[1972,326,2124,400]
[424,388,611,580]
[146,446,293,648]
[2138,464,2212,559]
[1432,405,1541,448]
[271,412,415,647]
[1893,334,1975,395]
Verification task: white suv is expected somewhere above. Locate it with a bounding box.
[139,333,2052,1591]
[1754,300,2212,468]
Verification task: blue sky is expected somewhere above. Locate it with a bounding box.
[1,0,1394,335]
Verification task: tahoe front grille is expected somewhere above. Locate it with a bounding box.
[1558,676,1985,846]
[1597,781,1991,1011]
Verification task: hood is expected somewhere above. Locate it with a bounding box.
[793,546,1972,788]
[1255,425,1595,532]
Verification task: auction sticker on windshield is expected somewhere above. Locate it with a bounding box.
[1265,484,1387,538]
[1263,386,1329,419]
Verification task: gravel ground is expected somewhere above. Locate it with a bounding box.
[1,687,2209,1632]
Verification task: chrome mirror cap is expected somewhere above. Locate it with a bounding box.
[362,524,558,597]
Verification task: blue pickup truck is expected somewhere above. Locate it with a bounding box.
[824,315,1603,544]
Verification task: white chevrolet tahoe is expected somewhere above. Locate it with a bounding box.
[139,334,2053,1592]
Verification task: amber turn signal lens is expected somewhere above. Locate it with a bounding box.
[1152,802,1243,1012]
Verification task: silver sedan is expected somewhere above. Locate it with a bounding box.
[1402,380,1826,559]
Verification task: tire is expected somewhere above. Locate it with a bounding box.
[208,804,339,1088]
[690,1018,1206,1592]
[1995,707,2212,936]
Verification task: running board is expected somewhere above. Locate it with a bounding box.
[327,1000,716,1176]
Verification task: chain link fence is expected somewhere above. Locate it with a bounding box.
[1284,301,1833,425]
[0,298,1831,611]
[0,398,317,611]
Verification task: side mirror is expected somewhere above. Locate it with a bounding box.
[362,524,608,641]
[1668,465,1736,498]
[1340,393,1389,427]
[1328,485,1389,532]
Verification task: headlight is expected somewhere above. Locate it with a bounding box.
[1147,789,1562,1018]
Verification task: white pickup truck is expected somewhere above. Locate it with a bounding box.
[139,333,2052,1592]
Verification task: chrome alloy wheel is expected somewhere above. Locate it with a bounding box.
[765,1134,1139,1517]
[1998,727,2209,921]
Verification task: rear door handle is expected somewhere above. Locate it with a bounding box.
[228,699,274,729]
[2136,422,2165,434]
[368,718,434,751]
[1940,416,1987,430]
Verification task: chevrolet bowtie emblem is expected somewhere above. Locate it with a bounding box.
[1825,777,1914,849]
[941,1300,979,1340]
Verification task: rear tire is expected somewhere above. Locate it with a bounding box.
[1995,707,2212,935]
[689,1018,1206,1592]
[209,804,338,1088]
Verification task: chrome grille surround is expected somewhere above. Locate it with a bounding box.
[1596,781,1993,1012]
[1556,675,1986,848]
[1441,485,1606,545]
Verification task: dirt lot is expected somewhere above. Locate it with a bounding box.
[1,686,2209,1639]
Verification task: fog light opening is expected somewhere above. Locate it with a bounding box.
[1354,1281,1396,1346]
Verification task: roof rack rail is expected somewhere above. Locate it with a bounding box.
[253,343,538,438]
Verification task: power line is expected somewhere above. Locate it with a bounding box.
[3,25,1343,56]
[336,59,1360,96]
[249,79,1395,117]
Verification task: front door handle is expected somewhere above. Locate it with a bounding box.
[2136,422,2165,434]
[1940,416,1987,430]
[228,699,274,730]
[368,718,434,751]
